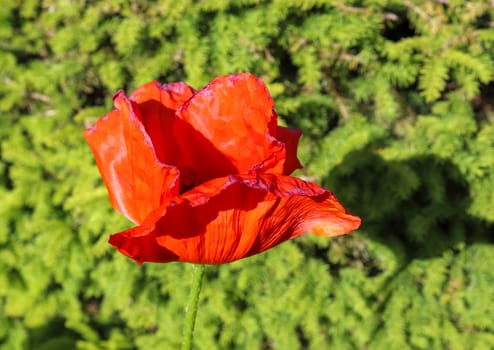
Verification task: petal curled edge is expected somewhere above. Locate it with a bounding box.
[173,73,287,184]
[129,81,196,166]
[84,91,180,224]
[109,174,361,264]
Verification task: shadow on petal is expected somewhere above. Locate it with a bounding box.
[174,73,287,178]
[150,174,360,264]
[109,228,179,264]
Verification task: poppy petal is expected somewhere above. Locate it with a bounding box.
[173,73,286,184]
[276,126,303,175]
[129,81,196,165]
[83,91,180,224]
[109,174,361,264]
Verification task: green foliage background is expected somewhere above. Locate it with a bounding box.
[1,0,494,349]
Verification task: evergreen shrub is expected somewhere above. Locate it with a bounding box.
[1,0,493,349]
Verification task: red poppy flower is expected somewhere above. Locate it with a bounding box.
[84,73,360,264]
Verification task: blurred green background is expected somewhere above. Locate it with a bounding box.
[1,0,494,349]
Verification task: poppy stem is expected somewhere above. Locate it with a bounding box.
[181,264,206,350]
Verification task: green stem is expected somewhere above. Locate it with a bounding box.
[181,264,206,350]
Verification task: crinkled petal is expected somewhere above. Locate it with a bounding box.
[129,81,196,165]
[109,174,361,264]
[83,91,180,224]
[173,73,286,184]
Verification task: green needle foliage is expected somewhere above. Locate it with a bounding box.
[1,0,494,349]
